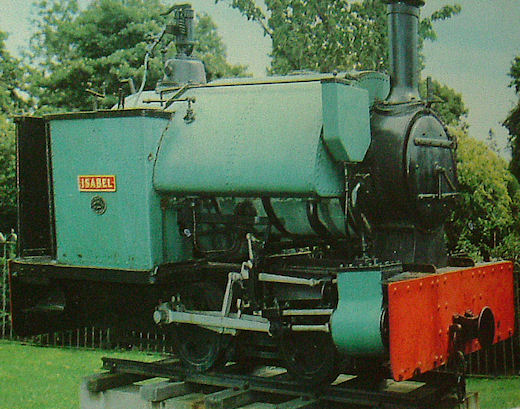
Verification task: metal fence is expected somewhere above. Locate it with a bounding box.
[1,231,519,375]
[467,266,520,376]
[1,230,16,339]
[28,327,174,353]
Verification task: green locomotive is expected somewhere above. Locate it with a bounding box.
[10,0,515,390]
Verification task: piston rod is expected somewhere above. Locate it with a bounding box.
[154,308,332,334]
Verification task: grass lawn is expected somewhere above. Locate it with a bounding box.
[0,339,519,409]
[468,377,520,409]
[0,339,160,409]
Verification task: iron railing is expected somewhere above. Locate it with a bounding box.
[1,230,16,339]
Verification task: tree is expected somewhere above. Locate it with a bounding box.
[0,31,25,230]
[28,0,247,112]
[217,0,460,74]
[509,56,520,94]
[486,128,498,154]
[0,32,30,115]
[0,122,16,232]
[418,78,468,127]
[446,128,520,261]
[506,103,520,179]
[505,56,520,180]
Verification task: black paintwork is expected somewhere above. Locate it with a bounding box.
[15,116,56,257]
[358,103,457,265]
[44,108,172,121]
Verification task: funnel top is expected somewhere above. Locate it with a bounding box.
[383,0,425,6]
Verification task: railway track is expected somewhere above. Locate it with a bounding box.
[80,357,479,409]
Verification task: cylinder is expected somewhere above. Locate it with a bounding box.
[386,1,422,103]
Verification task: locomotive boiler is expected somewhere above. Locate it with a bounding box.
[9,0,515,389]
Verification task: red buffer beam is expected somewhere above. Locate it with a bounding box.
[387,261,515,381]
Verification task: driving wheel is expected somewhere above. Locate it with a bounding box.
[173,281,227,372]
[280,331,340,386]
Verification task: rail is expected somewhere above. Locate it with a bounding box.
[84,357,474,409]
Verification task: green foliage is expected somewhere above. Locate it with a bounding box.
[505,56,520,180]
[418,4,462,42]
[446,128,520,261]
[0,32,30,115]
[505,102,520,178]
[509,56,520,94]
[28,0,247,112]
[29,0,163,111]
[0,32,24,230]
[218,0,386,74]
[0,123,16,228]
[418,78,468,127]
[217,0,460,75]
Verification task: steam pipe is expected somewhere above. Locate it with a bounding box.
[384,0,424,103]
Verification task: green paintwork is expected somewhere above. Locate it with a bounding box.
[268,198,346,236]
[49,112,190,270]
[45,71,386,270]
[203,71,390,107]
[153,80,371,197]
[350,71,391,106]
[322,81,371,162]
[331,269,385,355]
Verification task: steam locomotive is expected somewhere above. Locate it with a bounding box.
[9,0,515,390]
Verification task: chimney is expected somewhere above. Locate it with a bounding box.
[384,0,425,103]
